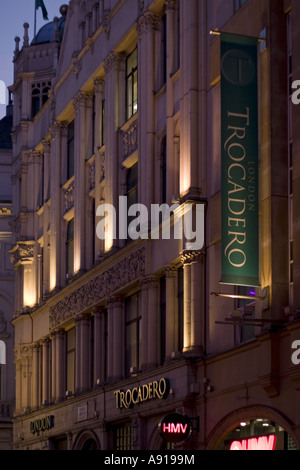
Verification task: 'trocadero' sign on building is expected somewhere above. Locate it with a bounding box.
[114,378,170,409]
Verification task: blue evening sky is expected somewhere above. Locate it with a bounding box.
[0,0,66,117]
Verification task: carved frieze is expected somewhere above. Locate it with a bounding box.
[50,248,146,327]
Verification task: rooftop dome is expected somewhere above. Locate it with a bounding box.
[31,5,68,45]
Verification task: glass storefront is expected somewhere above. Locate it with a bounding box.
[219,418,298,450]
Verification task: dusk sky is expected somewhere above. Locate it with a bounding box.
[0,0,66,118]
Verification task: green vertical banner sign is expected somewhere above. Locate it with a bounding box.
[221,33,259,287]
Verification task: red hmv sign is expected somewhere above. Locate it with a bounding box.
[159,414,192,444]
[230,435,277,451]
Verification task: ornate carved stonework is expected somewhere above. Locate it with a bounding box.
[137,11,159,39]
[88,159,95,192]
[50,248,146,327]
[122,119,138,160]
[9,242,34,267]
[99,149,105,182]
[64,179,75,213]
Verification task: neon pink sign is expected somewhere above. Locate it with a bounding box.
[163,423,188,434]
[230,435,276,451]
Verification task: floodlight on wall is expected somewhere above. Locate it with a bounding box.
[211,287,269,302]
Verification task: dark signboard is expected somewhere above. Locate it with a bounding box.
[159,413,192,443]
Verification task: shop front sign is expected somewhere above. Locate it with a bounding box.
[159,413,192,443]
[30,415,54,434]
[230,435,276,451]
[114,378,169,409]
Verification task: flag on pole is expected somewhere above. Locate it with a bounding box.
[35,0,49,21]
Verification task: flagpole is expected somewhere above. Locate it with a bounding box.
[34,0,37,39]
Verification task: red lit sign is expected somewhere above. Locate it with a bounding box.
[159,414,192,443]
[230,435,277,451]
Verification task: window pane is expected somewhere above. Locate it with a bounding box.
[67,121,75,179]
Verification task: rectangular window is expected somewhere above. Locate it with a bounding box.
[126,48,138,121]
[66,218,74,279]
[126,163,138,240]
[160,276,166,365]
[67,120,75,180]
[101,99,105,147]
[235,0,247,10]
[114,424,132,450]
[177,267,184,353]
[125,292,141,377]
[66,328,76,394]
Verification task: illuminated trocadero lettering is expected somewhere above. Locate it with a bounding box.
[114,378,170,409]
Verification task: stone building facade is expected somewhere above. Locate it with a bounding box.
[8,0,300,450]
[0,102,15,449]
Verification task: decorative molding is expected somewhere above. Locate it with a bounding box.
[50,248,146,327]
[121,119,138,161]
[104,51,124,75]
[9,241,34,267]
[88,159,95,192]
[64,179,75,213]
[99,149,105,182]
[137,11,160,39]
[181,249,205,265]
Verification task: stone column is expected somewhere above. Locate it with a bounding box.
[93,306,106,385]
[113,296,124,381]
[164,265,177,360]
[55,329,66,402]
[73,92,91,275]
[15,361,21,414]
[106,298,114,382]
[166,0,176,203]
[31,344,40,410]
[75,316,81,393]
[42,338,50,406]
[137,11,159,208]
[181,250,205,357]
[49,122,63,291]
[80,313,92,392]
[140,278,149,371]
[51,332,57,402]
[179,0,200,199]
[104,53,123,252]
[146,276,159,368]
[182,254,191,353]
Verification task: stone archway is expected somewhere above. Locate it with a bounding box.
[72,429,101,450]
[205,405,299,450]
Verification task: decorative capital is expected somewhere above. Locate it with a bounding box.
[137,11,159,39]
[181,249,204,265]
[94,78,105,93]
[164,265,177,278]
[104,51,124,75]
[73,91,92,111]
